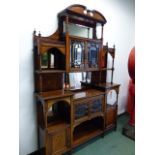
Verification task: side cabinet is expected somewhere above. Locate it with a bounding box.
[105,86,120,132]
[105,105,117,131]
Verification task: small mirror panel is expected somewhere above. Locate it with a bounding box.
[41,53,48,69]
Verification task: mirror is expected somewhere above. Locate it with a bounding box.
[63,22,93,39]
[70,41,84,68]
[41,53,48,69]
[107,53,113,69]
[69,72,82,89]
[40,48,65,69]
[96,23,102,39]
[88,43,99,68]
[81,72,91,83]
[107,90,117,105]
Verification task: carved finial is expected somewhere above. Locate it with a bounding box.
[38,31,41,37]
[33,29,36,36]
[106,42,108,46]
[113,44,115,49]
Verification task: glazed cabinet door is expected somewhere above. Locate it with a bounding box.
[86,42,100,70]
[73,99,89,126]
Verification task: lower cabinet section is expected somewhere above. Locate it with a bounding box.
[46,125,70,155]
[36,89,119,155]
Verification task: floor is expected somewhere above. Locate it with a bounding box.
[70,114,135,155]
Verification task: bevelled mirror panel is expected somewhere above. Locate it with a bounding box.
[63,22,93,39]
[88,42,99,68]
[70,40,84,68]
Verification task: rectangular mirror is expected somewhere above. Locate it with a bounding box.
[41,53,48,69]
[69,72,82,90]
[63,22,93,39]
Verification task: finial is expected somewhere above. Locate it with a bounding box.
[38,31,41,37]
[33,29,36,36]
[113,44,115,49]
[106,42,108,47]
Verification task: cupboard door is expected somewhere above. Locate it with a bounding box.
[46,127,70,155]
[106,106,117,129]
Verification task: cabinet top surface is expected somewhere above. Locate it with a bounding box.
[36,89,105,101]
[72,89,104,101]
[36,89,74,100]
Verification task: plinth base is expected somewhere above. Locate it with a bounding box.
[122,123,135,140]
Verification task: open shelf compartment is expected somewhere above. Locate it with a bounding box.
[73,117,104,147]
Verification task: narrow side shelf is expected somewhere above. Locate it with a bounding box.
[81,82,120,91]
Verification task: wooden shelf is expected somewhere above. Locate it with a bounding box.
[36,89,74,100]
[35,70,66,74]
[81,82,120,90]
[100,68,113,71]
[69,67,100,72]
[47,121,70,133]
[73,125,103,147]
[95,82,120,89]
[69,35,103,43]
[73,129,103,147]
[74,112,104,128]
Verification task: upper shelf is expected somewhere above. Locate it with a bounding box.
[68,35,102,42]
[35,70,66,74]
[81,82,120,91]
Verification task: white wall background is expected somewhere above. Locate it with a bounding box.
[19,0,134,155]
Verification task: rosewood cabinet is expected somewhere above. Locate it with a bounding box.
[33,4,120,155]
